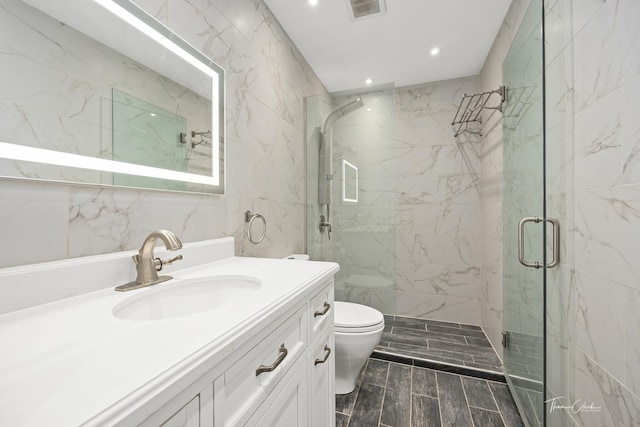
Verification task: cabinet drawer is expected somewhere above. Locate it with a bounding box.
[246,355,308,427]
[310,281,334,338]
[214,305,307,426]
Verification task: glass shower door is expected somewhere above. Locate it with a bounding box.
[305,91,397,314]
[502,0,546,425]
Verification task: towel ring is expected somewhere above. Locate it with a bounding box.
[245,211,267,244]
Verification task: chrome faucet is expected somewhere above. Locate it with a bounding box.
[319,214,332,240]
[115,230,183,292]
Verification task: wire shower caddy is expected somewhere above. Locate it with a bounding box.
[451,86,505,137]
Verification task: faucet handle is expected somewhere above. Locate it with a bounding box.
[154,255,183,272]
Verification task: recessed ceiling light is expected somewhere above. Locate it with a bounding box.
[308,0,318,5]
[430,47,440,56]
[365,77,374,85]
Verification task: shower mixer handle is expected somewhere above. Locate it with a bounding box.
[319,214,332,240]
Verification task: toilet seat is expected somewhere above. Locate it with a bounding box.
[335,301,384,333]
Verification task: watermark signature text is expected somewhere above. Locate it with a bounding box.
[545,397,602,414]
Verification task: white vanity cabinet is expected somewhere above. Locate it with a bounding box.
[153,394,202,427]
[140,382,214,427]
[308,283,336,427]
[0,239,340,426]
[141,279,335,427]
[308,326,335,427]
[213,304,308,426]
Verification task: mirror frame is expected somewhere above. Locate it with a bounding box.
[0,0,225,194]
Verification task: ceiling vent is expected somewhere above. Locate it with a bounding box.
[349,0,386,19]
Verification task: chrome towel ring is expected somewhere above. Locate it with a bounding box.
[245,210,267,244]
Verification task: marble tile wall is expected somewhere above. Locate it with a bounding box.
[0,0,327,276]
[317,78,483,324]
[479,0,640,423]
[544,0,640,425]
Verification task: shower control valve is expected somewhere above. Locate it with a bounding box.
[319,214,332,240]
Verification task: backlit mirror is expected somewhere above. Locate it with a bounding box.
[0,0,225,194]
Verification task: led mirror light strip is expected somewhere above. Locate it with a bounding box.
[0,142,218,186]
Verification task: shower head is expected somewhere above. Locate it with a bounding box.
[322,97,365,136]
[336,97,365,117]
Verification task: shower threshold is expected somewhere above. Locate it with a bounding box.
[372,315,505,383]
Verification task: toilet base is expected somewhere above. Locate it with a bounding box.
[334,326,384,395]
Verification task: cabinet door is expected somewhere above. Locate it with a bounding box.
[158,395,199,427]
[309,328,335,427]
[140,382,213,427]
[246,357,308,427]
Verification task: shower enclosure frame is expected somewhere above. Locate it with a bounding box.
[501,0,549,425]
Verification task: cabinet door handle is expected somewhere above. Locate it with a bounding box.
[255,343,288,376]
[314,302,331,317]
[314,345,331,365]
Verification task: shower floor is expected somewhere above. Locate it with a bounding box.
[372,315,504,382]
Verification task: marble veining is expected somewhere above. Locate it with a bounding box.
[0,0,324,269]
[308,77,483,323]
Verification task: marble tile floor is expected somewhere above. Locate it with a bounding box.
[373,315,504,382]
[336,358,525,427]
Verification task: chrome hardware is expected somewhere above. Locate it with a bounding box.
[518,216,541,269]
[518,217,560,269]
[256,343,288,376]
[245,210,267,244]
[154,254,183,272]
[547,217,560,268]
[319,214,332,240]
[314,302,331,317]
[452,86,505,137]
[314,345,332,365]
[116,230,183,292]
[502,331,509,348]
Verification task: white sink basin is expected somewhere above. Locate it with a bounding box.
[113,275,262,321]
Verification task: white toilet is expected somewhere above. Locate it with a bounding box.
[334,301,385,394]
[283,255,385,395]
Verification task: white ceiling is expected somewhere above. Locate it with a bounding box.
[263,0,513,93]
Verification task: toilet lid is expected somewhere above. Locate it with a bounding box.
[334,301,384,332]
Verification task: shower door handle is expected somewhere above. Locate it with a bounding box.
[518,217,542,269]
[518,216,560,269]
[546,217,560,268]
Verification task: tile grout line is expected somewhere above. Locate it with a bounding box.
[409,365,414,427]
[377,361,391,427]
[435,369,443,427]
[467,404,502,413]
[459,374,477,427]
[345,359,368,426]
[489,382,510,427]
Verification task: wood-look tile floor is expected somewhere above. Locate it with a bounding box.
[376,315,503,376]
[336,358,525,427]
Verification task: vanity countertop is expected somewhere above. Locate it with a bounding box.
[0,255,338,426]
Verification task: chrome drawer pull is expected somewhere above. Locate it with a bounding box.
[314,302,331,317]
[314,345,331,365]
[255,343,288,376]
